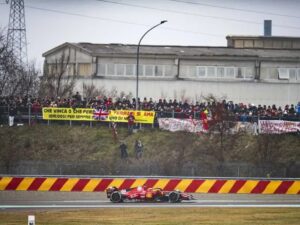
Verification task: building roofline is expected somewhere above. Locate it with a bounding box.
[42,42,92,57]
[226,35,300,40]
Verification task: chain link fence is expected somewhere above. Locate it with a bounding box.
[1,160,299,178]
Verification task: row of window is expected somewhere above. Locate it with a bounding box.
[47,63,91,76]
[98,64,300,81]
[278,68,300,80]
[48,62,300,81]
[97,63,176,77]
[180,66,254,79]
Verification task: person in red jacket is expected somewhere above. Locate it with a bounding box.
[127,112,135,134]
[200,109,209,131]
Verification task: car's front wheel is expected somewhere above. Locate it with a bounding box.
[169,191,180,203]
[110,191,122,203]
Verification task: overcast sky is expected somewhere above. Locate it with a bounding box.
[1,0,300,69]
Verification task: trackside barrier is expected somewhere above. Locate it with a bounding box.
[1,176,299,194]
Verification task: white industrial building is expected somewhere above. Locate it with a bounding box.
[42,35,300,106]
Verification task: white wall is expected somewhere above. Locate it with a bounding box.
[74,78,300,107]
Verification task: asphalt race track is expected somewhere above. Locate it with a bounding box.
[1,191,300,210]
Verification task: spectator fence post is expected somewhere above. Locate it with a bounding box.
[69,120,72,126]
[172,110,174,118]
[28,104,31,126]
[90,121,92,127]
[7,105,9,126]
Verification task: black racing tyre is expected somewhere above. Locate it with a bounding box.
[169,191,180,203]
[110,191,122,203]
[154,195,163,202]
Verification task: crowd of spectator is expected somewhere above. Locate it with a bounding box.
[0,93,300,122]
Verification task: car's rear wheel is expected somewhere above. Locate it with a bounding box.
[110,191,122,203]
[169,191,180,203]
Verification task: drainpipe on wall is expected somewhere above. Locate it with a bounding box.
[95,56,98,77]
[176,58,181,80]
[255,60,261,80]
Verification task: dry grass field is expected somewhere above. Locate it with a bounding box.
[0,208,300,225]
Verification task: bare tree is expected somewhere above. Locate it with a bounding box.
[39,51,76,98]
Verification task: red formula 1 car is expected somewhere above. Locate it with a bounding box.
[106,186,194,203]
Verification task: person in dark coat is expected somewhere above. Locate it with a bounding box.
[119,142,128,159]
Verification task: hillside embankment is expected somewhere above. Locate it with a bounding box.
[0,124,299,177]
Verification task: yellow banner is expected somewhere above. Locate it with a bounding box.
[42,108,155,124]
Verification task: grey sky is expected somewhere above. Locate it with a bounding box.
[1,0,300,69]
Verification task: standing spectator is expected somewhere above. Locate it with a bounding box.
[73,91,82,102]
[31,100,41,125]
[8,104,17,127]
[127,112,135,134]
[296,102,300,116]
[119,141,128,159]
[289,104,296,116]
[135,139,143,159]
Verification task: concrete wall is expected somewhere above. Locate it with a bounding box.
[75,77,300,107]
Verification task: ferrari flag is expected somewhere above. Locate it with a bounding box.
[42,107,155,124]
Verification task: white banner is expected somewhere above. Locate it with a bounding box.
[158,118,206,133]
[259,120,300,134]
[231,122,258,135]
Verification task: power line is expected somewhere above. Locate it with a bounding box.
[25,5,223,39]
[170,0,300,19]
[25,5,146,27]
[97,0,300,31]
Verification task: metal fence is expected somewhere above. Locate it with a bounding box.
[1,105,299,128]
[1,160,299,178]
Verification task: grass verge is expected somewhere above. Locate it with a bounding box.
[0,208,300,225]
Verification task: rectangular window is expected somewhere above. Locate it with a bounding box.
[98,63,106,76]
[116,64,125,76]
[138,65,144,76]
[164,65,174,77]
[155,65,163,77]
[289,68,297,80]
[217,67,225,78]
[78,63,91,76]
[125,64,134,76]
[225,67,235,78]
[145,65,154,76]
[278,68,289,79]
[197,66,206,78]
[207,67,216,78]
[107,64,115,75]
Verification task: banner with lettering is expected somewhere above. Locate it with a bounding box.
[259,120,300,134]
[42,108,155,124]
[158,118,207,133]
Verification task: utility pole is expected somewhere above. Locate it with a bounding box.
[6,0,28,66]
